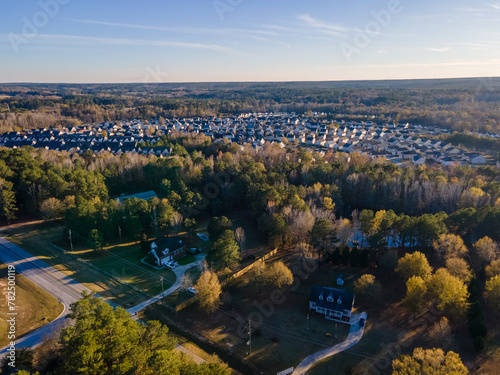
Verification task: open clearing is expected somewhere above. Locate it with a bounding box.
[2,222,154,308]
[0,262,64,348]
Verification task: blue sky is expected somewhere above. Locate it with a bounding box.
[1,0,500,83]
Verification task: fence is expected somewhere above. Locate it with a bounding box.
[49,243,151,298]
[230,248,278,280]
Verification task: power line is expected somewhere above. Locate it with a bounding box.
[217,306,387,362]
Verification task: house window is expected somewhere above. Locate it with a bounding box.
[337,297,342,305]
[319,294,323,301]
[327,296,333,302]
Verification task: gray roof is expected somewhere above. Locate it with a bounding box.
[309,286,355,312]
[117,190,157,203]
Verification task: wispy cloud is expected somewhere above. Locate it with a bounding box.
[297,14,347,35]
[23,33,245,54]
[426,47,451,53]
[64,18,279,37]
[488,3,500,9]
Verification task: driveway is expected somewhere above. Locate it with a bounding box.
[0,236,91,355]
[126,253,206,315]
[292,312,367,375]
[0,235,206,357]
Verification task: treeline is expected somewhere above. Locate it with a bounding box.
[1,141,499,249]
[438,132,500,156]
[0,293,230,375]
[2,82,500,133]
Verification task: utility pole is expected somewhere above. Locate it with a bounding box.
[153,207,158,234]
[118,226,122,243]
[68,229,73,252]
[307,313,309,331]
[335,323,338,338]
[160,276,164,295]
[248,319,252,355]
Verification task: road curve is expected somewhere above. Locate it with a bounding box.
[292,312,367,375]
[0,236,91,355]
[127,253,206,316]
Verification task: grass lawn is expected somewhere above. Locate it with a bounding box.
[0,262,64,348]
[71,242,176,297]
[153,270,350,375]
[2,221,151,308]
[178,254,197,266]
[162,267,201,308]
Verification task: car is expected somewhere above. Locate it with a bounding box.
[359,318,365,327]
[197,233,209,242]
[189,247,203,255]
[188,287,199,294]
[165,261,177,269]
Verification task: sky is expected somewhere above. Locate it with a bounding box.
[1,0,500,83]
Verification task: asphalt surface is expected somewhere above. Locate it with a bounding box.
[292,312,368,375]
[0,235,207,365]
[0,236,91,355]
[127,253,206,315]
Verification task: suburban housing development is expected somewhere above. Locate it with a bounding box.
[0,113,493,167]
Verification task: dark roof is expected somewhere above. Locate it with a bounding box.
[117,190,157,202]
[309,286,355,312]
[154,235,185,255]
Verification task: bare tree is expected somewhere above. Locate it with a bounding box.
[181,273,193,290]
[170,212,183,233]
[336,218,355,246]
[285,207,315,243]
[235,227,246,252]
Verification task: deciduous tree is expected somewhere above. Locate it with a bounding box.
[485,275,500,311]
[404,276,427,313]
[432,234,468,260]
[473,236,499,267]
[428,268,469,318]
[354,274,382,302]
[392,348,467,375]
[396,252,433,281]
[195,270,222,313]
[265,261,294,290]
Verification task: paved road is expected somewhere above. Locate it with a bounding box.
[292,312,367,375]
[127,253,206,315]
[0,234,207,364]
[0,236,91,355]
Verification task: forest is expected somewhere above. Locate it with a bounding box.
[1,78,500,134]
[1,133,499,250]
[1,132,500,374]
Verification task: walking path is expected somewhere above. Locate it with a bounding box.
[292,312,367,375]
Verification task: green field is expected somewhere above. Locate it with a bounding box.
[0,263,64,348]
[71,242,176,297]
[2,222,158,308]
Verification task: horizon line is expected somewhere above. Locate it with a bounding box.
[1,75,500,86]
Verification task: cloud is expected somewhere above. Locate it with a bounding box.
[426,47,451,53]
[297,14,347,35]
[26,33,243,54]
[64,18,279,37]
